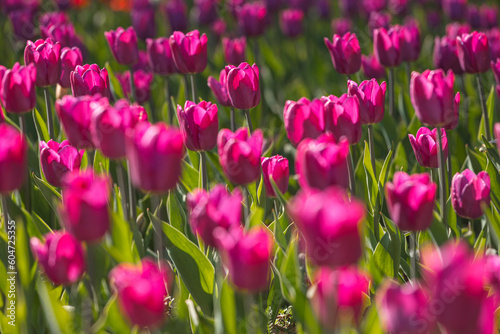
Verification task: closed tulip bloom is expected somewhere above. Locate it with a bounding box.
[339,0,357,17]
[368,11,392,33]
[187,185,243,247]
[445,23,471,40]
[426,11,441,29]
[288,187,365,267]
[310,267,369,329]
[324,32,361,75]
[457,32,491,74]
[40,140,83,187]
[280,9,304,38]
[331,18,352,37]
[105,27,139,66]
[8,7,37,41]
[451,169,490,220]
[70,64,110,98]
[40,23,85,50]
[442,0,467,21]
[0,63,36,113]
[409,127,449,169]
[24,38,61,87]
[60,170,111,242]
[0,124,28,193]
[59,47,83,88]
[222,37,247,65]
[116,70,153,104]
[210,19,226,40]
[109,258,173,328]
[323,94,362,144]
[207,69,231,107]
[146,37,178,76]
[261,155,289,197]
[131,6,156,40]
[467,5,481,30]
[30,231,86,286]
[91,100,148,160]
[162,0,188,32]
[284,98,325,147]
[373,27,401,67]
[385,172,436,231]
[433,36,464,75]
[177,100,218,152]
[482,5,498,29]
[492,61,500,97]
[169,30,208,74]
[225,62,260,110]
[126,122,184,193]
[237,2,269,37]
[193,0,218,26]
[388,0,409,15]
[410,69,460,129]
[295,134,350,190]
[399,24,421,62]
[488,28,500,63]
[377,281,435,334]
[214,226,273,292]
[361,54,386,79]
[347,79,386,125]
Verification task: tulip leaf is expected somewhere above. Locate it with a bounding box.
[33,108,50,143]
[220,279,237,334]
[105,62,124,100]
[31,173,61,216]
[478,86,495,141]
[181,161,199,193]
[484,203,500,248]
[36,277,73,334]
[91,294,131,333]
[167,190,187,233]
[93,150,109,174]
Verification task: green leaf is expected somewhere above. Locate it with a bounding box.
[220,280,237,334]
[91,294,131,333]
[105,62,124,100]
[32,173,61,215]
[32,109,50,143]
[181,161,199,193]
[167,191,187,232]
[93,150,109,174]
[478,86,495,141]
[36,278,73,334]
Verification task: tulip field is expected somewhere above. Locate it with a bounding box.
[3,0,500,333]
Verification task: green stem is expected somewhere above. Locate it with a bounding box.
[244,187,251,229]
[368,124,377,178]
[2,195,9,233]
[230,107,236,132]
[200,151,208,191]
[190,73,197,102]
[164,76,172,124]
[19,113,27,134]
[115,161,129,220]
[410,232,416,280]
[19,113,31,212]
[476,74,491,140]
[152,194,164,260]
[244,109,253,133]
[87,150,95,168]
[389,67,395,117]
[43,87,54,139]
[437,126,448,229]
[127,160,137,222]
[129,67,136,102]
[347,147,356,196]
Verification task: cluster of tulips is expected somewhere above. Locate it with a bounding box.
[2,0,500,333]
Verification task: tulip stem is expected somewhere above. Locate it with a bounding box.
[347,147,356,196]
[436,127,448,229]
[459,75,469,127]
[230,108,236,132]
[244,109,253,133]
[446,148,452,190]
[388,67,395,117]
[152,194,164,260]
[43,87,54,139]
[164,76,172,124]
[200,151,208,191]
[19,113,27,135]
[19,113,31,212]
[129,67,136,102]
[368,124,377,178]
[410,232,416,280]
[87,150,95,168]
[127,160,137,222]
[1,195,9,233]
[476,74,491,140]
[190,74,197,102]
[243,187,251,229]
[115,162,129,220]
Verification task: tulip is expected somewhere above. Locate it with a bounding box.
[495,123,500,154]
[295,134,350,190]
[40,23,85,49]
[0,63,36,114]
[385,172,436,231]
[377,281,435,334]
[162,0,188,32]
[91,100,148,160]
[70,64,111,98]
[493,60,500,98]
[399,24,421,63]
[361,54,386,79]
[433,36,464,75]
[237,2,269,37]
[316,0,330,19]
[131,6,156,40]
[177,100,219,152]
[373,26,401,67]
[265,0,283,12]
[169,30,208,74]
[8,7,37,41]
[489,28,500,62]
[426,11,441,29]
[324,32,362,75]
[331,18,352,37]
[207,69,231,107]
[485,255,500,295]
[59,47,83,88]
[409,127,449,169]
[0,124,28,193]
[211,19,226,40]
[116,70,153,104]
[217,127,263,185]
[40,140,84,187]
[109,258,173,328]
[30,231,86,286]
[467,5,481,30]
[40,12,69,27]
[347,79,386,125]
[283,98,325,147]
[187,185,243,247]
[214,226,273,292]
[310,267,369,329]
[261,155,289,197]
[192,0,218,26]
[362,0,385,14]
[280,9,304,38]
[222,37,247,65]
[323,94,362,144]
[60,170,111,242]
[146,37,178,76]
[410,69,460,129]
[445,22,470,40]
[457,32,491,74]
[338,0,357,17]
[56,94,110,149]
[105,27,139,66]
[368,11,392,33]
[388,0,409,16]
[288,186,365,267]
[442,0,467,21]
[451,169,490,220]
[126,122,184,193]
[225,62,260,111]
[24,38,62,87]
[482,5,498,29]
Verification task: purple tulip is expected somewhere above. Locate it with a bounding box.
[210,19,226,40]
[457,32,491,74]
[388,0,409,16]
[434,36,464,75]
[24,38,61,87]
[207,69,231,107]
[59,47,83,88]
[237,2,269,37]
[322,94,362,144]
[261,155,289,197]
[39,140,83,187]
[488,28,500,62]
[146,37,178,76]
[324,32,362,75]
[177,100,219,152]
[162,0,188,32]
[331,18,352,37]
[361,54,386,79]
[445,22,471,40]
[283,97,325,147]
[105,26,139,66]
[347,79,386,125]
[280,9,304,38]
[131,6,156,40]
[0,63,36,114]
[482,5,498,29]
[451,169,490,220]
[192,0,218,26]
[373,26,401,67]
[169,30,208,74]
[409,127,449,169]
[467,4,481,30]
[41,23,85,49]
[222,37,247,65]
[39,12,68,27]
[442,0,467,21]
[338,0,358,17]
[0,124,28,193]
[225,62,260,110]
[368,11,392,33]
[116,70,153,104]
[399,23,421,62]
[8,7,37,41]
[70,64,110,98]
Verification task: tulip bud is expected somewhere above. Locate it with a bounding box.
[30,231,86,286]
[362,0,385,14]
[347,79,386,125]
[288,186,365,267]
[283,97,325,147]
[162,0,188,32]
[467,5,481,30]
[214,226,273,292]
[426,11,441,29]
[126,122,185,193]
[60,170,111,242]
[442,0,467,21]
[59,47,83,88]
[410,69,460,129]
[324,32,362,75]
[433,36,464,75]
[146,37,178,76]
[177,100,218,152]
[323,94,362,144]
[109,258,173,328]
[222,37,247,65]
[261,155,289,197]
[451,169,490,220]
[0,63,36,114]
[489,28,500,63]
[131,6,156,40]
[187,185,243,247]
[237,2,269,37]
[400,23,421,62]
[207,69,231,107]
[105,26,139,66]
[385,172,436,231]
[40,140,84,187]
[373,27,401,67]
[361,54,386,79]
[408,127,449,169]
[457,32,491,74]
[482,5,498,30]
[116,70,153,104]
[492,59,500,86]
[193,0,218,26]
[24,38,62,87]
[225,62,261,110]
[211,19,226,40]
[70,64,111,99]
[368,11,392,33]
[0,124,28,193]
[338,0,357,17]
[388,0,409,16]
[41,23,85,50]
[169,30,208,74]
[331,18,352,37]
[8,8,37,41]
[280,9,304,38]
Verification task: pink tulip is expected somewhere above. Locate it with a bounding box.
[193,0,218,26]
[39,140,83,187]
[399,23,421,62]
[222,37,247,66]
[495,123,500,155]
[433,36,464,75]
[225,62,260,110]
[40,23,85,50]
[442,0,467,21]
[207,69,231,107]
[0,124,28,193]
[385,172,436,231]
[491,59,500,86]
[131,5,156,40]
[331,18,352,37]
[177,100,219,152]
[146,37,178,76]
[347,79,386,125]
[105,26,139,66]
[24,38,62,87]
[283,97,325,147]
[169,30,208,74]
[162,0,188,32]
[30,231,86,286]
[70,64,111,99]
[368,11,392,33]
[288,186,365,267]
[457,31,491,74]
[451,169,490,220]
[0,63,36,114]
[408,127,449,169]
[361,54,386,79]
[115,70,153,104]
[59,47,83,88]
[280,9,304,38]
[324,32,362,75]
[261,155,289,197]
[489,28,500,63]
[445,22,471,40]
[373,27,401,67]
[482,5,498,29]
[322,94,362,144]
[237,2,269,37]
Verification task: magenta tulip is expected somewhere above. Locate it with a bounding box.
[177,100,218,152]
[433,36,464,75]
[59,47,83,88]
[451,169,490,220]
[131,6,156,40]
[24,38,61,87]
[237,2,269,37]
[492,59,500,86]
[373,27,401,67]
[489,28,500,63]
[162,0,188,32]
[146,37,178,76]
[225,62,260,110]
[40,23,85,50]
[457,32,491,74]
[40,140,83,187]
[368,11,392,33]
[399,24,421,62]
[280,9,304,38]
[324,32,361,75]
[0,124,28,193]
[70,64,111,98]
[323,94,362,144]
[331,18,352,37]
[283,97,325,147]
[361,54,386,79]
[105,26,139,66]
[169,30,208,74]
[115,70,153,104]
[207,69,231,107]
[442,0,467,21]
[409,127,449,169]
[347,79,386,125]
[0,63,36,114]
[222,37,247,65]
[261,155,289,197]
